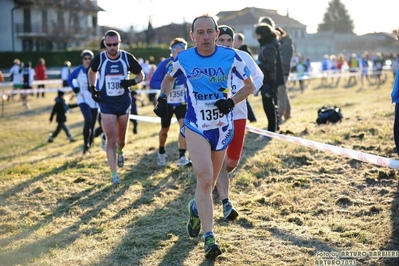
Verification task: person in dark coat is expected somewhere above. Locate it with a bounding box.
[255,23,279,133]
[259,17,285,125]
[48,90,78,143]
[276,26,294,121]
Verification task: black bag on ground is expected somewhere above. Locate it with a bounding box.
[316,106,343,124]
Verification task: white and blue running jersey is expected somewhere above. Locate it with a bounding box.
[150,57,187,106]
[68,65,98,109]
[170,45,251,150]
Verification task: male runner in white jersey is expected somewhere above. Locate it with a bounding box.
[154,15,255,258]
[88,30,144,185]
[215,25,263,220]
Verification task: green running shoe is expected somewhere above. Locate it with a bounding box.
[204,235,222,258]
[186,199,201,237]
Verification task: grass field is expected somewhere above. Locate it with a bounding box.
[1,73,399,266]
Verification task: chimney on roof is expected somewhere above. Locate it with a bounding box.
[286,8,289,17]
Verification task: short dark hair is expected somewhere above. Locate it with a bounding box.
[191,14,218,32]
[255,23,276,38]
[104,30,120,40]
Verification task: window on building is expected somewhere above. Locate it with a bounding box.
[35,39,48,52]
[57,10,65,28]
[87,15,93,28]
[22,39,33,51]
[297,30,302,39]
[23,8,31,33]
[72,13,80,30]
[42,10,48,33]
[87,15,98,28]
[92,16,97,28]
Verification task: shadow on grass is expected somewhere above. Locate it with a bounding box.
[91,128,272,265]
[0,142,48,162]
[0,140,176,265]
[0,133,84,171]
[0,160,80,199]
[0,160,94,264]
[0,184,129,265]
[1,102,52,120]
[266,226,339,255]
[88,140,202,265]
[0,124,271,265]
[0,138,200,265]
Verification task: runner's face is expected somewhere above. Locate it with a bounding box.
[104,36,120,57]
[190,17,219,56]
[233,35,241,49]
[216,34,233,48]
[82,56,91,68]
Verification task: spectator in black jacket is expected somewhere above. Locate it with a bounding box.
[255,23,278,133]
[259,17,285,126]
[48,90,78,143]
[276,26,294,121]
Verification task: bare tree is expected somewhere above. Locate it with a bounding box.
[33,0,98,50]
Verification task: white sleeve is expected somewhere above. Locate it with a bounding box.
[238,50,264,94]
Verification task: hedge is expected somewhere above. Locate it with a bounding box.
[0,45,171,69]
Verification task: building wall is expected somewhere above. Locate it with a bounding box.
[0,0,102,52]
[295,32,398,61]
[1,1,14,51]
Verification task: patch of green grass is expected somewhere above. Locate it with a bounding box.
[1,77,399,265]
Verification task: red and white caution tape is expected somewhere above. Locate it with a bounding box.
[0,79,67,88]
[129,114,177,124]
[245,125,399,170]
[0,87,72,95]
[0,85,158,95]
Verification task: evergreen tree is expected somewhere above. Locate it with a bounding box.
[317,0,354,33]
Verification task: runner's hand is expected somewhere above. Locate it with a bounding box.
[214,98,235,114]
[153,97,168,117]
[90,86,100,102]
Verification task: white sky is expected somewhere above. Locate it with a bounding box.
[97,0,397,35]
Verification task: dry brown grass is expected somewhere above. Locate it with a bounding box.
[1,74,399,266]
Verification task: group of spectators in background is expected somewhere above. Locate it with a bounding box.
[6,57,48,109]
[298,50,398,90]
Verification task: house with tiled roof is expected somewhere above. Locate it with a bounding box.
[216,7,307,50]
[1,0,103,52]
